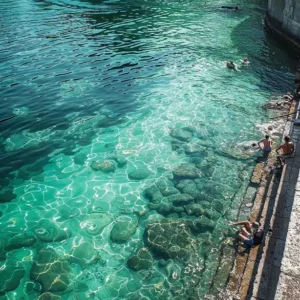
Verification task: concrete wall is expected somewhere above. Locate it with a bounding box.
[282,0,300,39]
[267,0,300,52]
[268,0,285,24]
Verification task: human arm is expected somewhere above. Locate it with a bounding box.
[229,221,250,227]
[276,145,282,153]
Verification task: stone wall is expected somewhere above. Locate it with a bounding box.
[267,0,300,53]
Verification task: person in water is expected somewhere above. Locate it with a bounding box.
[229,220,263,248]
[241,57,250,65]
[276,135,294,165]
[258,134,273,155]
[227,61,236,69]
[221,6,238,11]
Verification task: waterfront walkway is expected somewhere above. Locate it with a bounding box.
[226,100,300,300]
[250,102,300,299]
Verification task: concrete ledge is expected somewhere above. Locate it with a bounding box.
[226,101,296,299]
[265,13,300,56]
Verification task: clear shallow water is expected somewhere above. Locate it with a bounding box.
[0,0,297,299]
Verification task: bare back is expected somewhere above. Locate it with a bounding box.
[281,142,294,154]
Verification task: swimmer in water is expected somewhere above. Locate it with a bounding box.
[258,134,273,155]
[241,57,250,65]
[227,61,236,69]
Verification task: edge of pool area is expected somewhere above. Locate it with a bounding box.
[225,95,299,299]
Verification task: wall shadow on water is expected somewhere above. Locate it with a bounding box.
[230,5,297,95]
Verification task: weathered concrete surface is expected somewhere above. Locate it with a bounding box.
[266,0,300,54]
[268,0,300,39]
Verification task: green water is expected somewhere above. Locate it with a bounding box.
[0,0,297,299]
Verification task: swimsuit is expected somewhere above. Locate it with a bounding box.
[263,147,271,152]
[243,238,254,248]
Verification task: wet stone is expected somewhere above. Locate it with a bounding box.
[171,139,185,151]
[127,248,154,271]
[170,128,193,142]
[184,203,204,216]
[173,164,200,180]
[110,218,137,243]
[157,202,174,215]
[91,160,116,173]
[176,179,196,191]
[0,190,16,203]
[5,232,37,251]
[82,213,112,235]
[145,219,198,261]
[38,292,61,300]
[34,219,70,243]
[184,144,206,155]
[212,200,225,214]
[182,184,199,198]
[128,167,152,180]
[151,191,164,204]
[168,193,194,206]
[73,153,86,165]
[187,216,215,233]
[204,209,222,220]
[108,153,127,168]
[30,248,70,293]
[156,179,179,197]
[0,259,26,293]
[70,241,98,265]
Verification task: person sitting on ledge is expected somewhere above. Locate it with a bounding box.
[229,220,263,248]
[276,135,294,166]
[226,61,236,69]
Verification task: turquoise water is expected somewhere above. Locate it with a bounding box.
[0,0,297,299]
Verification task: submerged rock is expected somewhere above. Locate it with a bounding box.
[156,179,179,197]
[70,241,98,265]
[30,248,70,293]
[168,193,194,206]
[127,248,154,271]
[157,202,174,215]
[34,219,70,243]
[128,167,152,180]
[5,233,37,251]
[110,218,138,243]
[145,219,197,261]
[0,190,17,203]
[173,164,200,180]
[81,213,112,235]
[170,128,193,142]
[73,153,86,165]
[0,258,25,293]
[108,153,127,168]
[38,293,61,300]
[187,216,215,233]
[91,160,116,173]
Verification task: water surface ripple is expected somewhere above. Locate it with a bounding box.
[0,0,297,299]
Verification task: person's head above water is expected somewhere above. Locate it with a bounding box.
[235,6,238,10]
[284,135,290,142]
[268,125,273,131]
